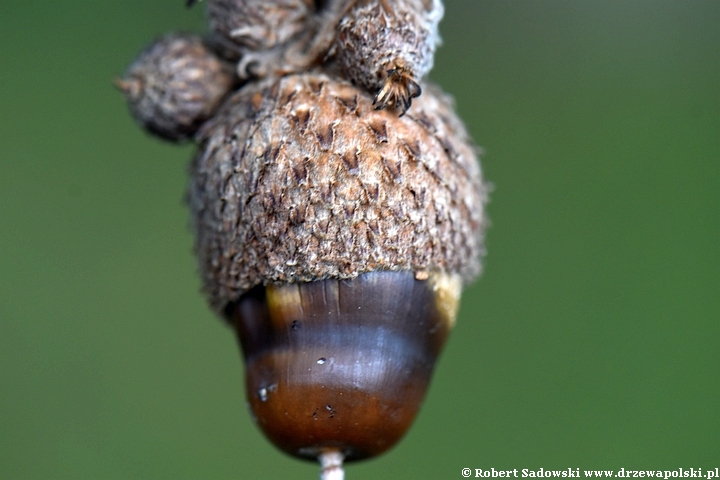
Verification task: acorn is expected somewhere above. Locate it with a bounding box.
[188,71,488,475]
[334,0,444,114]
[116,2,486,477]
[116,33,236,142]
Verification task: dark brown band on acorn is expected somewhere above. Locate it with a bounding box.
[228,270,460,461]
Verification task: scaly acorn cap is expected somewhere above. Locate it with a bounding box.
[188,71,488,315]
[116,33,237,142]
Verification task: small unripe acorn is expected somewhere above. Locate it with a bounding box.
[188,71,488,466]
[199,0,317,78]
[203,0,313,50]
[116,33,236,142]
[335,0,444,114]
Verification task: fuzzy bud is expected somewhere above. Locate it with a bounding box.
[188,71,487,315]
[202,0,317,78]
[335,0,444,114]
[205,0,314,50]
[116,33,236,142]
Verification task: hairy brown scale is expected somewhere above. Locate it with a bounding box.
[189,71,487,314]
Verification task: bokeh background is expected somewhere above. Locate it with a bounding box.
[1,1,718,478]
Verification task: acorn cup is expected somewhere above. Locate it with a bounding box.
[188,71,489,474]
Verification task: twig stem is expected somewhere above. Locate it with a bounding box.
[319,450,344,480]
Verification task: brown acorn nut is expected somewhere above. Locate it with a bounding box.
[232,270,460,461]
[116,33,236,142]
[188,71,488,465]
[335,0,444,114]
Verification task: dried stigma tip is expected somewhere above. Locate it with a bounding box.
[117,33,236,142]
[372,59,422,116]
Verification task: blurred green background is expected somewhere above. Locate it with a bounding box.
[1,1,718,478]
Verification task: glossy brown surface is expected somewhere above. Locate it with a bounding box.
[228,271,456,461]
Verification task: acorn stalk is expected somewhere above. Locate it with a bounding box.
[319,450,345,480]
